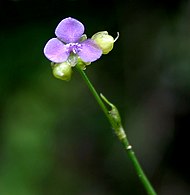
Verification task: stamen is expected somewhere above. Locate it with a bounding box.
[67,43,82,54]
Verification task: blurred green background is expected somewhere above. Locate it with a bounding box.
[0,0,190,194]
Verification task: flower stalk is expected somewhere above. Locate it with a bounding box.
[76,64,157,195]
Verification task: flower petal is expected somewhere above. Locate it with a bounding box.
[78,39,102,62]
[43,38,69,63]
[55,17,85,43]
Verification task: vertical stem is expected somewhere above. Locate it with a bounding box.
[76,65,157,195]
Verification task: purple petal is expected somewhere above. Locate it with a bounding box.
[55,17,84,43]
[43,38,69,63]
[78,39,102,62]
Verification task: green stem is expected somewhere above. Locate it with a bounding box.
[76,66,111,123]
[76,65,157,195]
[121,137,157,195]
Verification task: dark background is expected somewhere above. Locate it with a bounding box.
[0,0,190,194]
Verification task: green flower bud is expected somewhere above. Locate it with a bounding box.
[52,61,72,81]
[91,31,119,54]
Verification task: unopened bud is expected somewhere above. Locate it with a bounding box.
[92,31,119,54]
[52,61,72,81]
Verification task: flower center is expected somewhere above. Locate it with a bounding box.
[67,43,82,54]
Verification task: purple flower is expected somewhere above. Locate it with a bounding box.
[44,17,102,64]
